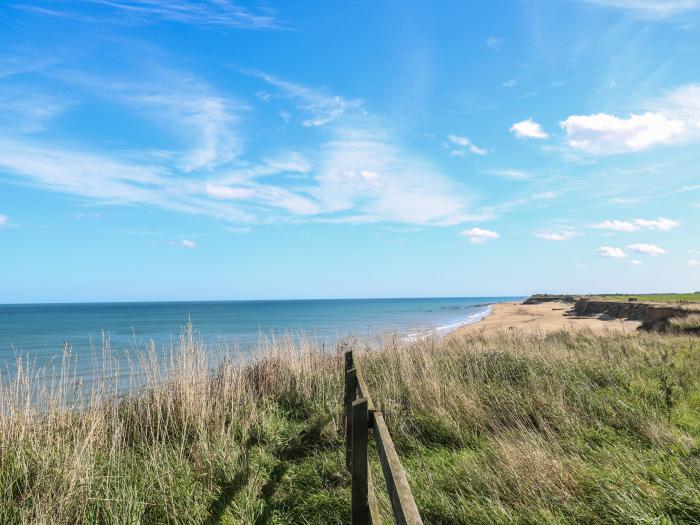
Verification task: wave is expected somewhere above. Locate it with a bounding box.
[402,305,492,342]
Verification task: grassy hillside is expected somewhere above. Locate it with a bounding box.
[1,328,699,524]
[592,292,700,303]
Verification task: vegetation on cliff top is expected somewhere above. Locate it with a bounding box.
[591,292,700,304]
[1,328,699,524]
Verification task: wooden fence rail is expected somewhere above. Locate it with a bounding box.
[344,350,423,525]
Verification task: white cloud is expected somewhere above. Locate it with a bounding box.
[43,0,279,29]
[157,93,243,172]
[688,259,699,266]
[502,79,518,88]
[533,191,558,200]
[574,0,700,18]
[256,90,272,102]
[487,170,531,180]
[627,243,667,255]
[631,259,643,265]
[597,246,626,258]
[1,68,478,228]
[593,219,638,232]
[510,119,549,139]
[54,69,246,172]
[634,217,680,231]
[224,226,251,234]
[180,239,196,249]
[559,83,700,155]
[447,134,487,155]
[486,36,503,50]
[205,183,253,200]
[560,112,685,154]
[0,214,8,227]
[461,227,499,244]
[247,70,362,128]
[536,229,578,241]
[311,125,474,225]
[0,88,69,133]
[593,217,679,232]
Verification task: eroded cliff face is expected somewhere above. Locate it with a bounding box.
[523,294,579,305]
[572,299,692,331]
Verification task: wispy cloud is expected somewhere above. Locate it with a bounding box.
[447,134,487,155]
[535,229,579,241]
[309,125,474,225]
[245,70,362,127]
[486,169,531,180]
[43,67,248,172]
[0,214,8,228]
[171,238,196,248]
[21,0,280,29]
[597,246,626,258]
[250,74,477,226]
[689,259,700,267]
[223,226,251,234]
[510,119,549,139]
[574,0,700,18]
[0,65,480,228]
[592,217,679,232]
[460,227,499,244]
[631,259,643,265]
[627,243,667,255]
[205,184,254,200]
[0,87,69,133]
[485,36,503,50]
[533,191,558,200]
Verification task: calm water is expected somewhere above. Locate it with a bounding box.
[0,297,519,380]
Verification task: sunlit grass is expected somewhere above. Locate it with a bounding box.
[592,292,700,303]
[0,327,698,523]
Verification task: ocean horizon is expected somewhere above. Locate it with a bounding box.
[0,296,521,375]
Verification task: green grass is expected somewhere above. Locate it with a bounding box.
[1,329,699,523]
[592,292,700,303]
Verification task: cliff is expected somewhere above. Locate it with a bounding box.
[523,294,579,305]
[572,299,693,331]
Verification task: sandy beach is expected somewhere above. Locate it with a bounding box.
[453,301,641,336]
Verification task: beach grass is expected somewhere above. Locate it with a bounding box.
[1,327,699,523]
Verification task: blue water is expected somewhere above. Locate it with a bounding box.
[0,297,520,378]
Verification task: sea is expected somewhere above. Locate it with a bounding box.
[0,297,520,384]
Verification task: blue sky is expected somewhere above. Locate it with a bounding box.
[1,0,700,302]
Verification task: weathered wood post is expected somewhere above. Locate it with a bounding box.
[352,397,369,525]
[345,365,357,471]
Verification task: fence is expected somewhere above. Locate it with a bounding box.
[343,349,423,525]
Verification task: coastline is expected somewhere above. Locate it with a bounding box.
[405,303,494,341]
[451,300,641,336]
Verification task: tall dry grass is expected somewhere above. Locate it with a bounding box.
[0,326,699,523]
[0,326,344,523]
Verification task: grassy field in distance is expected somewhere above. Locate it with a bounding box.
[592,292,700,303]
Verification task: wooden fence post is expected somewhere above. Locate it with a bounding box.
[345,367,357,471]
[352,397,369,525]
